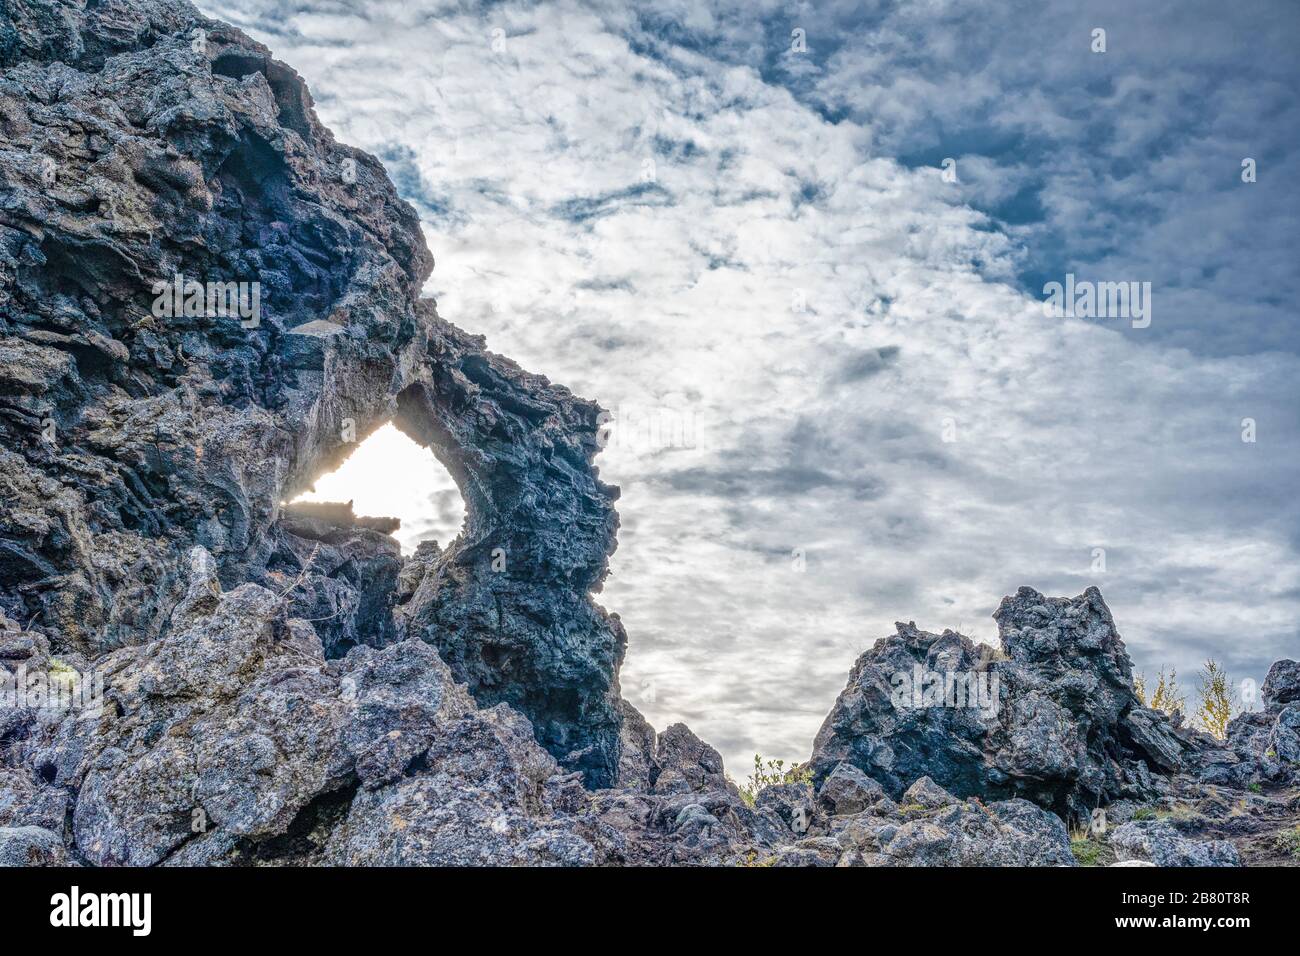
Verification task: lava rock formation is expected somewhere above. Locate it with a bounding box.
[808,587,1206,816]
[0,0,1295,868]
[0,0,624,788]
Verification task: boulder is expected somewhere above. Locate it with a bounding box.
[1262,660,1300,706]
[1109,820,1240,867]
[902,776,959,809]
[757,783,816,835]
[651,723,731,795]
[817,762,887,816]
[832,796,1074,867]
[0,826,66,867]
[1200,659,1300,788]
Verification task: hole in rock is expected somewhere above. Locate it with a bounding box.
[291,423,465,555]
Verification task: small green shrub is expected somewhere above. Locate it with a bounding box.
[738,754,813,806]
[1275,826,1300,858]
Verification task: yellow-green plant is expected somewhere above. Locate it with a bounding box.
[1276,825,1300,858]
[1149,666,1186,717]
[47,658,78,691]
[1194,659,1234,739]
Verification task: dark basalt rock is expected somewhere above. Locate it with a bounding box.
[270,506,404,659]
[389,320,626,788]
[282,500,401,536]
[1108,819,1240,867]
[1262,659,1300,707]
[808,587,1201,817]
[0,0,623,786]
[0,0,431,655]
[816,761,887,816]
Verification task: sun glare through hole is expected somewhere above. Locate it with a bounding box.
[291,422,465,555]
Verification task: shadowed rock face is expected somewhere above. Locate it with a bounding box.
[808,587,1206,817]
[0,0,430,650]
[390,333,626,786]
[0,0,623,786]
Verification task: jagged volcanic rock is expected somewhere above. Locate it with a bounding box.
[2,548,584,865]
[0,545,784,866]
[274,502,404,659]
[1108,819,1240,867]
[808,587,1203,816]
[0,0,623,786]
[388,322,626,787]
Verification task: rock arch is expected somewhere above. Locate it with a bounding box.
[389,309,627,788]
[0,5,625,787]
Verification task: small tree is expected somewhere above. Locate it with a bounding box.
[1195,659,1234,739]
[1134,671,1148,706]
[1149,666,1186,717]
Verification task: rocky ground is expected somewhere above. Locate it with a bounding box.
[0,0,1295,867]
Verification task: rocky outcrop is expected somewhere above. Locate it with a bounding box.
[0,546,795,866]
[808,587,1203,817]
[0,550,590,865]
[0,0,431,657]
[807,587,1298,866]
[1196,659,1300,789]
[0,0,623,786]
[388,323,625,788]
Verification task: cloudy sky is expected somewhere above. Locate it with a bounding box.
[217,0,1300,776]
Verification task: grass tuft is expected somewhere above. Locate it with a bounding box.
[1276,825,1300,858]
